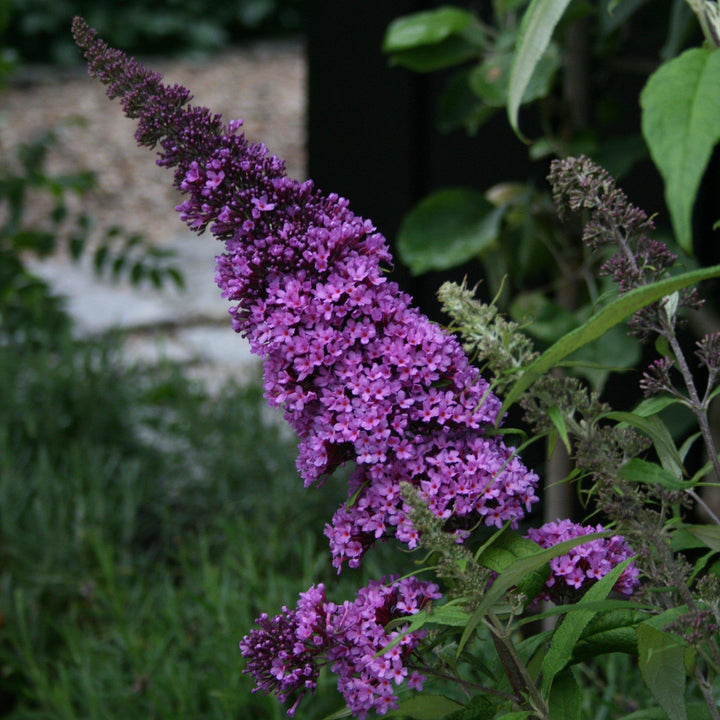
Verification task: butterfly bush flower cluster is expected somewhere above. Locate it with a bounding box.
[240,577,441,717]
[72,20,643,716]
[526,519,639,601]
[72,17,540,571]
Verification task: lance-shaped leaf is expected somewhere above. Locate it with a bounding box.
[571,607,650,661]
[618,457,686,490]
[499,263,720,417]
[540,557,636,693]
[641,47,720,253]
[458,532,611,655]
[507,0,572,138]
[476,530,550,604]
[637,624,689,720]
[606,412,683,477]
[547,668,582,720]
[385,694,464,719]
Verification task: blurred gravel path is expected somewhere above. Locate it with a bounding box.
[2,40,306,385]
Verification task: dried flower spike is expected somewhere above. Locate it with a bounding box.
[548,155,701,338]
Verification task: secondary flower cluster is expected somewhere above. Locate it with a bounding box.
[526,519,639,601]
[240,577,441,717]
[72,17,539,571]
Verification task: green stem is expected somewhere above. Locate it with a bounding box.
[410,664,515,703]
[694,664,720,720]
[487,611,550,719]
[687,487,720,526]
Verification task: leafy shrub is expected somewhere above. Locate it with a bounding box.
[0,125,183,349]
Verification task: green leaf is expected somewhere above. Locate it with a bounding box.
[383,7,476,51]
[522,600,650,628]
[637,624,687,720]
[476,531,550,604]
[68,236,85,261]
[397,188,503,275]
[499,262,720,416]
[618,458,686,490]
[386,38,481,73]
[605,412,683,478]
[150,268,162,289]
[568,323,641,391]
[130,261,146,285]
[386,694,464,719]
[547,407,571,452]
[383,7,481,73]
[437,69,498,134]
[382,601,471,655]
[620,705,715,720]
[711,383,720,403]
[686,524,720,552]
[94,245,109,272]
[541,557,636,693]
[509,292,579,342]
[423,601,471,628]
[111,255,127,279]
[642,605,689,632]
[571,608,649,660]
[507,0,572,138]
[632,395,683,417]
[11,229,56,256]
[165,267,185,289]
[458,532,611,655]
[671,528,707,552]
[469,43,559,108]
[680,433,702,464]
[511,291,642,385]
[641,47,720,253]
[547,668,582,720]
[319,705,353,720]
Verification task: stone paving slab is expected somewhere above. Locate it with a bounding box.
[29,229,261,386]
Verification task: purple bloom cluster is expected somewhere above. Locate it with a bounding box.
[240,576,441,717]
[526,519,639,600]
[72,17,539,570]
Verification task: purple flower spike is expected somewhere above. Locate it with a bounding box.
[73,18,539,569]
[240,577,441,717]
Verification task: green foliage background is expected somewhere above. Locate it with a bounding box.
[2,0,304,64]
[0,342,398,718]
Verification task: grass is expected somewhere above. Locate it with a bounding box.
[0,336,674,719]
[0,338,401,719]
